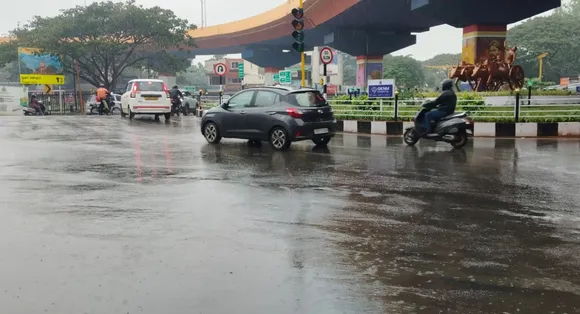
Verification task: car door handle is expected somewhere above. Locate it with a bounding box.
[240,111,246,114]
[267,111,276,115]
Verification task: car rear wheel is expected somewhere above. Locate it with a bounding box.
[312,136,331,147]
[269,127,291,151]
[128,106,135,120]
[203,122,222,144]
[164,112,171,120]
[183,105,189,116]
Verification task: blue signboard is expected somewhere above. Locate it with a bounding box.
[368,79,395,98]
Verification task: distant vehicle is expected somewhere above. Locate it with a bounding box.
[23,100,48,116]
[179,90,199,115]
[201,86,336,150]
[86,93,122,115]
[120,79,172,120]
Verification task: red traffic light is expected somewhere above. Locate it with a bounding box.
[291,8,304,19]
[292,19,304,31]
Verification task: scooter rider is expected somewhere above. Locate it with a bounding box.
[169,85,184,115]
[29,94,44,116]
[422,79,456,135]
[96,83,110,115]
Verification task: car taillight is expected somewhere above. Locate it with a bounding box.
[286,108,303,119]
[162,83,170,97]
[130,83,139,98]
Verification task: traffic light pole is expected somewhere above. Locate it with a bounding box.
[299,0,305,87]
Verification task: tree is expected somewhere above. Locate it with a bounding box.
[341,52,356,85]
[383,55,425,89]
[176,62,209,88]
[208,55,226,61]
[422,53,461,88]
[507,7,580,82]
[1,1,196,89]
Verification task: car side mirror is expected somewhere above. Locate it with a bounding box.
[221,102,229,109]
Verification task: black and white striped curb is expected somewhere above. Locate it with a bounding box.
[336,121,580,137]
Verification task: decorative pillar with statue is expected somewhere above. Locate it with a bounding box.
[448,24,525,92]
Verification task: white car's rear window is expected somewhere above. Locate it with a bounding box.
[136,81,164,92]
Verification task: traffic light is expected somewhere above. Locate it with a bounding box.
[291,8,304,53]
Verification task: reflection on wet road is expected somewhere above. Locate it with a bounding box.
[0,116,579,314]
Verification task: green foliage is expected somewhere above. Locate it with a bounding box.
[421,53,461,88]
[383,55,425,88]
[5,0,195,89]
[341,52,356,85]
[176,62,209,89]
[507,6,580,83]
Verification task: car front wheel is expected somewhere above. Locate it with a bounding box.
[203,122,222,144]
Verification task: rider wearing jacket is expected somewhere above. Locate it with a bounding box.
[96,84,110,115]
[29,94,44,116]
[169,85,183,104]
[423,79,456,134]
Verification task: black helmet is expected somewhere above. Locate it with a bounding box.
[172,85,178,89]
[30,94,36,98]
[441,79,453,91]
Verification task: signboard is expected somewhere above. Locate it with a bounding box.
[0,85,28,116]
[320,47,334,65]
[214,63,227,76]
[18,47,65,85]
[368,79,395,98]
[183,86,196,93]
[238,63,244,79]
[273,74,280,83]
[279,70,292,85]
[327,84,338,95]
[44,84,53,94]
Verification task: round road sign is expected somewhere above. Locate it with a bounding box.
[320,47,334,65]
[214,63,227,76]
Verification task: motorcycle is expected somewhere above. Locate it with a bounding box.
[171,97,183,117]
[403,102,472,149]
[23,101,48,116]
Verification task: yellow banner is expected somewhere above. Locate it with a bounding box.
[20,74,65,85]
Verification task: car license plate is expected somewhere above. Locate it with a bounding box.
[144,96,157,100]
[314,128,328,134]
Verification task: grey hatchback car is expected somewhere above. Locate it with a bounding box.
[201,86,336,150]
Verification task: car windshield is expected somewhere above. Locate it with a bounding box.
[285,91,327,107]
[136,81,164,92]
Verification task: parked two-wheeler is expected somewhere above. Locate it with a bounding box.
[403,102,472,149]
[23,101,49,116]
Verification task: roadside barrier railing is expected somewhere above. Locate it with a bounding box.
[198,95,580,122]
[328,97,580,122]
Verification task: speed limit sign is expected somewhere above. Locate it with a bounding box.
[214,63,227,76]
[320,47,334,65]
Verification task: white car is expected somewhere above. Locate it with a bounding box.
[120,79,172,120]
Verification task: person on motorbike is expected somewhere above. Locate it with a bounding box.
[29,94,44,116]
[96,83,110,115]
[422,79,456,135]
[169,85,184,115]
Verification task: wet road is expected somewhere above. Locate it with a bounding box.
[1,116,579,314]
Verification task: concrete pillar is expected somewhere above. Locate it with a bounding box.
[264,67,281,86]
[356,56,383,90]
[461,24,507,65]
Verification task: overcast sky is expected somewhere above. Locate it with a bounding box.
[1,0,557,63]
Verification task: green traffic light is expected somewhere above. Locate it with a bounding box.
[292,30,304,41]
[292,42,304,53]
